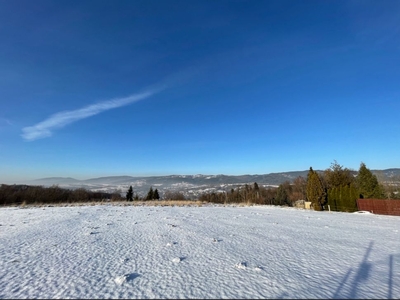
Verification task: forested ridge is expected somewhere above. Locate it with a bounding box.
[1,162,399,211]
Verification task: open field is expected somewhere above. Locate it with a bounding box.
[1,204,399,299]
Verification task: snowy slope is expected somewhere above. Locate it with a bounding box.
[0,205,399,299]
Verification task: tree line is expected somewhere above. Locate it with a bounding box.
[0,184,121,206]
[197,161,399,212]
[306,161,390,212]
[125,185,186,201]
[2,161,398,209]
[126,186,162,201]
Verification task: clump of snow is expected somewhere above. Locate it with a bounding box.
[114,274,128,285]
[235,261,247,269]
[254,266,263,272]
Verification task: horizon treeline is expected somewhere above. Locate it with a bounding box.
[199,161,400,212]
[0,185,121,206]
[1,161,399,209]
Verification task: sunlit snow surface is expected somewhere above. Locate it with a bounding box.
[0,205,399,299]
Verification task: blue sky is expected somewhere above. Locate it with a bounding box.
[1,0,399,183]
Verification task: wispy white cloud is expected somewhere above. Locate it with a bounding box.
[0,118,13,126]
[21,90,159,141]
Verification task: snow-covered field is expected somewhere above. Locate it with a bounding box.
[1,204,399,299]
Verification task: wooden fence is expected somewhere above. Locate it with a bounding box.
[357,199,400,216]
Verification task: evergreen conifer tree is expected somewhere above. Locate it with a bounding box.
[357,163,384,198]
[153,189,160,200]
[327,187,337,211]
[276,184,289,206]
[126,186,133,201]
[306,167,326,211]
[146,187,154,200]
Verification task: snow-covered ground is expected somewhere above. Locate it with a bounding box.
[1,204,399,299]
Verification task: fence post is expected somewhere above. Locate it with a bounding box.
[328,205,331,212]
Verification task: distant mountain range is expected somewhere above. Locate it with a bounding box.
[27,169,400,200]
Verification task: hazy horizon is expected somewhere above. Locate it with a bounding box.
[3,166,399,186]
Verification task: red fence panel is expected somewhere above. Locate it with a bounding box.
[357,199,400,216]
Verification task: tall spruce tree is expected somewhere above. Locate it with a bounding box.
[146,187,154,200]
[356,162,384,199]
[306,167,326,211]
[126,186,133,201]
[153,189,160,200]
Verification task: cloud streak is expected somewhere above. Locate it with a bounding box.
[22,90,158,141]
